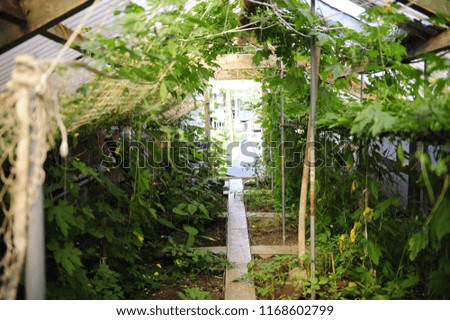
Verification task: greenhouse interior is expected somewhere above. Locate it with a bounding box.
[0,0,449,300]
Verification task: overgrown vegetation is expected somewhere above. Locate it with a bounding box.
[2,0,447,300]
[244,189,275,212]
[44,113,228,298]
[242,1,449,299]
[40,0,239,299]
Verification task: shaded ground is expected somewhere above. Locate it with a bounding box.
[148,217,227,300]
[196,217,227,247]
[248,217,297,246]
[148,274,224,300]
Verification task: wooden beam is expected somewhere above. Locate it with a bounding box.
[0,0,27,25]
[0,0,94,54]
[41,23,86,48]
[401,0,450,17]
[215,54,276,70]
[213,53,272,80]
[405,29,450,61]
[212,54,365,99]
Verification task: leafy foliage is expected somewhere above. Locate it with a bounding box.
[36,0,449,300]
[242,1,449,299]
[44,112,226,298]
[178,287,212,300]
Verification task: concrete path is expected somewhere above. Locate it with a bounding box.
[225,179,256,300]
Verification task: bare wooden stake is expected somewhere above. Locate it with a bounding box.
[204,87,211,140]
[309,0,320,301]
[280,60,286,244]
[298,129,310,260]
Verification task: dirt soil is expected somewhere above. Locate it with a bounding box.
[196,217,227,247]
[148,217,227,300]
[148,274,224,300]
[248,217,297,246]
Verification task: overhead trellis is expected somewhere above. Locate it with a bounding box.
[54,63,201,131]
[0,54,200,299]
[61,77,161,131]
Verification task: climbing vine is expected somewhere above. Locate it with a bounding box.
[239,1,449,298]
[9,0,447,299]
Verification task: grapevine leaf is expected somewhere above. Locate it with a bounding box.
[408,231,428,261]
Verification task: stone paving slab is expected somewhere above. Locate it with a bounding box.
[225,178,256,300]
[227,229,252,263]
[247,212,276,218]
[227,208,247,227]
[197,246,227,254]
[224,263,255,300]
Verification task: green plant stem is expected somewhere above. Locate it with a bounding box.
[419,153,436,205]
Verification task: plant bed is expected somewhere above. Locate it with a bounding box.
[248,217,297,246]
[195,217,227,247]
[244,189,275,212]
[246,254,367,300]
[144,240,229,300]
[148,274,224,300]
[245,255,304,300]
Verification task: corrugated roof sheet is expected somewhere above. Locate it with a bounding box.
[0,0,130,91]
[0,35,80,90]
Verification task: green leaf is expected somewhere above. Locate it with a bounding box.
[400,274,419,289]
[48,200,77,237]
[183,225,199,236]
[197,203,209,216]
[369,112,396,136]
[167,40,177,58]
[137,168,152,194]
[373,195,400,220]
[430,159,448,177]
[71,160,101,183]
[429,264,450,298]
[187,203,197,215]
[429,197,450,242]
[184,225,198,248]
[160,81,168,101]
[367,240,381,265]
[408,231,428,261]
[316,32,336,46]
[173,207,189,216]
[156,216,176,229]
[82,207,94,219]
[153,208,176,229]
[369,179,379,200]
[397,143,405,167]
[48,241,82,276]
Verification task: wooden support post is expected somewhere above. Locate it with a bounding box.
[226,90,234,142]
[309,0,320,301]
[234,90,240,135]
[204,87,211,140]
[280,60,286,244]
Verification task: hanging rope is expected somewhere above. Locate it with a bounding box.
[0,55,68,299]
